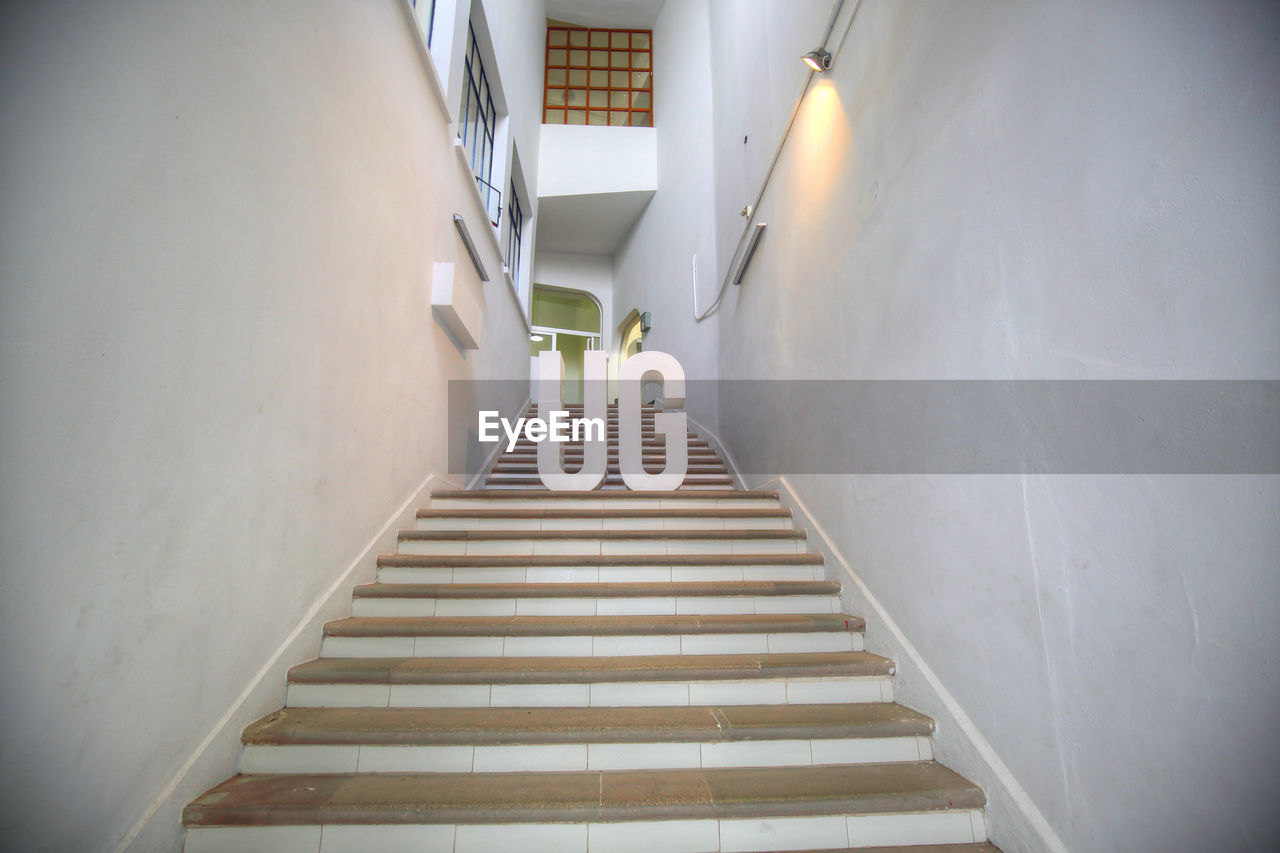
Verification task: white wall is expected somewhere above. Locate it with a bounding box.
[709,1,1280,851]
[609,0,721,427]
[0,1,538,850]
[539,125,659,197]
[532,252,615,352]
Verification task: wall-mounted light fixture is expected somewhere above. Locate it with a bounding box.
[802,48,832,72]
[530,334,544,342]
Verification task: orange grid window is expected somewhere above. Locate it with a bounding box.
[543,26,652,127]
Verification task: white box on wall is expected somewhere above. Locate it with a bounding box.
[431,260,483,349]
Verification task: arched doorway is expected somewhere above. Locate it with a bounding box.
[529,285,602,405]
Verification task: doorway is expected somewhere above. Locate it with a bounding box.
[530,285,602,405]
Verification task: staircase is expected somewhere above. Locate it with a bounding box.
[183,411,998,852]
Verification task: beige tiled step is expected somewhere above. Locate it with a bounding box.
[321,613,864,657]
[378,553,823,569]
[183,762,985,826]
[415,507,794,531]
[357,580,841,599]
[242,703,933,746]
[289,652,891,685]
[434,489,775,500]
[285,652,895,709]
[237,704,935,775]
[397,529,807,557]
[329,613,858,635]
[486,474,735,488]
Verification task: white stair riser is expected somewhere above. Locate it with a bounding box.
[286,676,894,709]
[397,538,805,556]
[184,808,984,853]
[429,498,779,510]
[414,516,793,531]
[377,566,824,584]
[321,631,861,658]
[238,735,932,774]
[350,595,841,618]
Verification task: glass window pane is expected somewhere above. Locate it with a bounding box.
[633,32,649,49]
[590,50,608,67]
[630,111,651,127]
[610,70,629,88]
[545,108,565,123]
[631,91,650,109]
[549,29,567,47]
[590,30,608,47]
[567,89,586,107]
[548,68,566,86]
[569,29,588,46]
[588,90,607,108]
[548,48,567,66]
[567,109,586,125]
[588,110,607,125]
[569,49,588,66]
[611,31,629,49]
[610,90,628,109]
[609,111,628,126]
[611,50,628,68]
[632,52,649,69]
[569,69,588,86]
[546,89,565,106]
[631,71,650,89]
[589,69,608,88]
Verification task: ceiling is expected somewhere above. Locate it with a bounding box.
[545,0,667,29]
[535,190,655,255]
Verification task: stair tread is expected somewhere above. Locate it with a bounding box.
[243,703,933,745]
[288,651,892,684]
[785,846,1000,853]
[432,489,776,499]
[325,613,865,637]
[399,528,805,540]
[378,553,824,567]
[355,581,840,598]
[184,762,983,826]
[417,508,791,518]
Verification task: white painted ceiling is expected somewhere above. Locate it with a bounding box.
[535,190,655,255]
[545,0,666,29]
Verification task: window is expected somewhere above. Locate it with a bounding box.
[460,22,500,225]
[409,0,436,47]
[543,27,652,127]
[506,182,523,285]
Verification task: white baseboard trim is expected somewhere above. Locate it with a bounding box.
[466,395,531,490]
[113,470,461,853]
[755,474,1070,853]
[684,413,745,490]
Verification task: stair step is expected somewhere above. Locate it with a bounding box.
[182,764,985,834]
[376,555,825,587]
[321,614,864,657]
[379,553,823,568]
[435,489,776,499]
[415,507,794,531]
[397,529,807,557]
[357,581,841,598]
[328,613,860,636]
[243,703,934,746]
[285,652,895,709]
[289,652,890,685]
[239,704,933,774]
[356,580,840,608]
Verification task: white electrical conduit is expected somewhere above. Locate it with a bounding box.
[693,0,863,322]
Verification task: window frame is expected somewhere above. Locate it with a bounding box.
[543,26,653,127]
[460,21,501,225]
